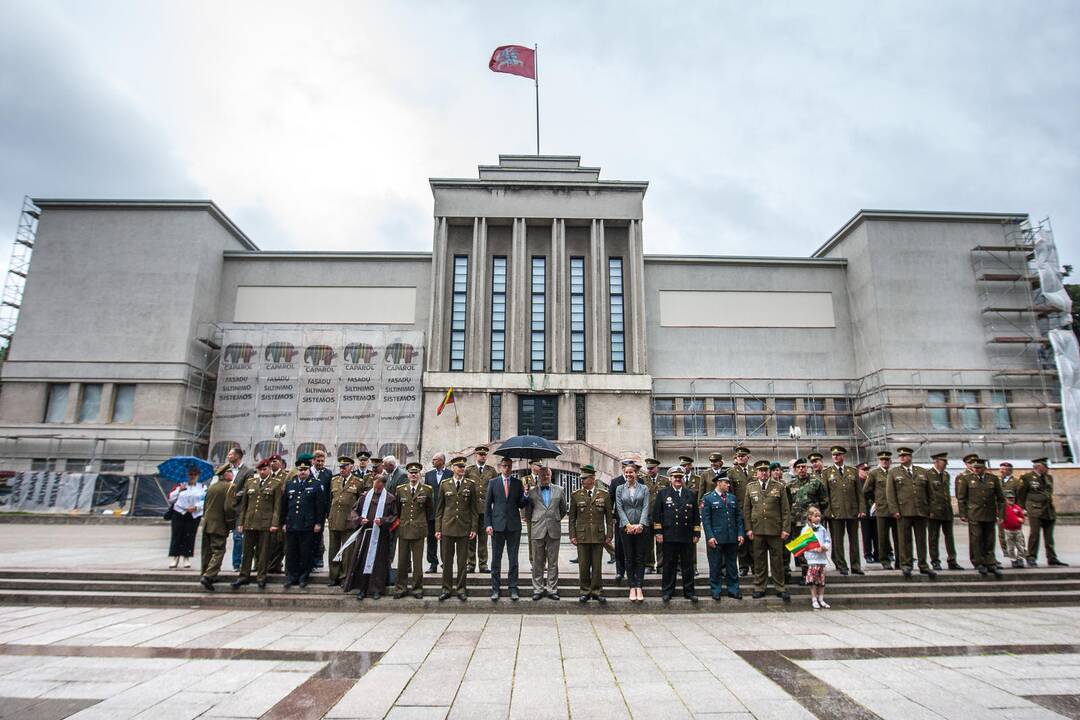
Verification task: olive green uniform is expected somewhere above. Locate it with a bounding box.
[326,473,365,583]
[200,479,236,580]
[863,466,898,567]
[237,473,284,583]
[435,477,479,594]
[569,487,614,596]
[886,465,931,572]
[822,464,863,573]
[926,467,957,567]
[465,464,497,569]
[743,477,791,593]
[394,481,434,594]
[727,463,753,574]
[956,471,1004,569]
[1019,471,1059,564]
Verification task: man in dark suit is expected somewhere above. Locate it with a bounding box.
[226,447,255,571]
[484,456,528,601]
[423,453,447,572]
[310,450,334,569]
[608,469,627,583]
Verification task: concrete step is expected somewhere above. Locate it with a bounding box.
[0,587,1078,613]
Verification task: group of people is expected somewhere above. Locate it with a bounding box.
[173,442,1065,608]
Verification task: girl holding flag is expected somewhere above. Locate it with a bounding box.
[788,506,832,609]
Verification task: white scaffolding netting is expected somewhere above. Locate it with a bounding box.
[1033,224,1078,458]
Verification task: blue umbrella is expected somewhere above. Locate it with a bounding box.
[494,435,562,461]
[157,456,215,484]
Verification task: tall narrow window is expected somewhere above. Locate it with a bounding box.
[684,398,705,436]
[713,398,736,436]
[775,398,796,435]
[653,398,674,437]
[991,389,1012,430]
[30,458,50,471]
[927,390,950,429]
[78,383,102,423]
[111,384,135,423]
[489,394,502,442]
[531,257,546,372]
[575,394,587,441]
[450,255,468,371]
[745,398,768,436]
[570,257,586,372]
[44,383,69,423]
[490,257,507,371]
[833,398,853,436]
[956,389,980,430]
[609,257,625,372]
[805,398,826,436]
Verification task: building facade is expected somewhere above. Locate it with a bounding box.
[0,155,1069,477]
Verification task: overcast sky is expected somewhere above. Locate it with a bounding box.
[1,1,1078,268]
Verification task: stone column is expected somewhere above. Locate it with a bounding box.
[627,219,648,373]
[468,217,488,372]
[550,219,569,374]
[427,217,448,372]
[589,219,609,373]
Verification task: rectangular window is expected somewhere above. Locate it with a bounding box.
[570,257,586,372]
[684,398,706,436]
[531,257,546,372]
[44,383,69,423]
[111,384,135,423]
[653,398,675,437]
[956,389,980,431]
[66,458,91,472]
[518,395,557,439]
[489,394,502,443]
[805,398,826,436]
[575,394,587,441]
[450,255,468,371]
[713,398,736,436]
[927,390,950,429]
[100,459,126,472]
[745,398,768,436]
[991,389,1012,430]
[30,458,50,472]
[78,383,103,423]
[490,257,507,371]
[833,397,853,436]
[775,397,796,436]
[609,257,625,373]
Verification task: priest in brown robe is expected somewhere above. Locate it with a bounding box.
[344,474,399,600]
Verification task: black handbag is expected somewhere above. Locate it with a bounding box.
[163,504,176,520]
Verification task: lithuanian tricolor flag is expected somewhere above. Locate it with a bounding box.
[785,527,821,557]
[437,387,455,416]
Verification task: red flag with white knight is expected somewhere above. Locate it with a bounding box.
[489,45,536,80]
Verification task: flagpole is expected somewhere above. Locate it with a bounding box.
[534,43,540,155]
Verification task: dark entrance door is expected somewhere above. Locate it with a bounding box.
[518,395,558,439]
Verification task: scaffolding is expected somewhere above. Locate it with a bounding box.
[179,322,223,458]
[0,197,40,347]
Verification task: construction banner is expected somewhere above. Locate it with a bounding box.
[0,472,97,513]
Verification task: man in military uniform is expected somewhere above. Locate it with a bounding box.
[569,465,613,603]
[654,467,701,603]
[266,453,289,574]
[280,459,326,588]
[821,446,865,575]
[863,450,897,570]
[886,447,934,578]
[641,458,666,573]
[466,445,496,573]
[232,459,284,590]
[727,446,754,576]
[1020,458,1068,567]
[326,456,365,587]
[435,456,478,601]
[997,461,1021,557]
[857,462,876,564]
[926,451,961,571]
[310,450,333,569]
[199,465,236,591]
[785,457,828,584]
[393,462,434,598]
[744,460,791,601]
[608,461,627,583]
[807,451,825,481]
[701,474,744,600]
[956,457,1005,578]
[352,451,374,487]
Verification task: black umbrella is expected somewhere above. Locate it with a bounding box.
[493,435,562,460]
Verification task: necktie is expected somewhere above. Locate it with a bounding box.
[905,466,913,478]
[411,483,417,496]
[504,477,509,497]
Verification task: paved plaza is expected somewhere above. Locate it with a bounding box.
[0,522,1076,718]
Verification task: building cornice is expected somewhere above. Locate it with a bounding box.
[645,254,846,267]
[812,209,1029,258]
[429,179,649,192]
[223,251,431,260]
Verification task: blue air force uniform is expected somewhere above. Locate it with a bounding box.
[279,463,327,586]
[701,487,745,599]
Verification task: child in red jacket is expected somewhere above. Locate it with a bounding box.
[1001,491,1027,568]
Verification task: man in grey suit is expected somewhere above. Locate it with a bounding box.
[485,457,528,601]
[525,465,567,600]
[423,453,447,573]
[226,447,255,571]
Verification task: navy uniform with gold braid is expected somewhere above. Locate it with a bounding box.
[653,468,701,602]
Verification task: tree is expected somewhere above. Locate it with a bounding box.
[1067,284,1080,342]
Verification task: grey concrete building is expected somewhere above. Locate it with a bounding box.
[0,156,1068,477]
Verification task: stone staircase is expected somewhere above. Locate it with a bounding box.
[0,567,1076,613]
